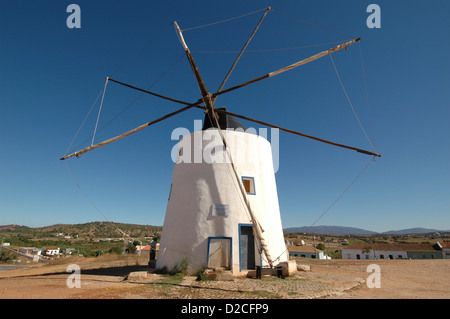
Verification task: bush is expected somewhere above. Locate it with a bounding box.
[172,256,189,275]
[108,246,123,255]
[316,243,325,251]
[196,267,209,281]
[77,247,94,257]
[0,250,16,263]
[125,243,136,254]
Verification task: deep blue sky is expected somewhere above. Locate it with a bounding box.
[1,1,449,232]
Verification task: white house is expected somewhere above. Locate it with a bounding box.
[341,243,442,260]
[43,247,60,256]
[287,245,327,259]
[342,243,409,260]
[157,115,289,275]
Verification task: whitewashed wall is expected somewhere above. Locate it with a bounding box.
[157,129,288,274]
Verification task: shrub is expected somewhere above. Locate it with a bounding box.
[172,256,189,275]
[0,250,16,263]
[108,246,123,255]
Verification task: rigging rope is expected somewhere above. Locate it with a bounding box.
[63,161,132,240]
[305,155,376,233]
[329,53,377,154]
[272,8,355,39]
[181,7,269,31]
[65,54,186,156]
[191,40,353,54]
[91,77,109,146]
[358,41,375,148]
[64,88,104,157]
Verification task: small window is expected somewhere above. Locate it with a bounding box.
[242,176,255,195]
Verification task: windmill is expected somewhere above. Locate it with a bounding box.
[61,7,380,276]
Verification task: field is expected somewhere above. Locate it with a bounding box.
[0,254,449,299]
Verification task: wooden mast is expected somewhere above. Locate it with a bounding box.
[174,21,216,122]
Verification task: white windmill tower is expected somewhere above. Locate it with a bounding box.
[156,109,288,275]
[61,8,380,276]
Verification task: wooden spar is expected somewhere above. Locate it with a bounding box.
[175,20,275,268]
[174,21,213,113]
[213,38,361,98]
[216,108,381,158]
[108,77,193,106]
[60,102,201,161]
[215,7,271,95]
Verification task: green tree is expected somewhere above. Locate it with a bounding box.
[109,246,123,255]
[126,242,136,254]
[316,243,325,251]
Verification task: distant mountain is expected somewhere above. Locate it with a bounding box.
[283,225,450,235]
[381,228,448,235]
[283,225,378,235]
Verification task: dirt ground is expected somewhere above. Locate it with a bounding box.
[0,255,449,299]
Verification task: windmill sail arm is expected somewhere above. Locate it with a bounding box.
[216,109,381,157]
[216,7,271,94]
[174,21,211,103]
[108,77,193,106]
[269,37,360,77]
[213,38,361,98]
[60,102,200,161]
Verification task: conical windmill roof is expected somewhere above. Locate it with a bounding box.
[202,107,246,131]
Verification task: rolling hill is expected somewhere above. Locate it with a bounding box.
[0,222,162,239]
[2,223,448,238]
[283,225,450,235]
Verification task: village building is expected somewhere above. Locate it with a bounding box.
[135,244,159,256]
[19,247,41,256]
[341,243,443,260]
[42,247,60,256]
[62,248,75,255]
[287,245,326,259]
